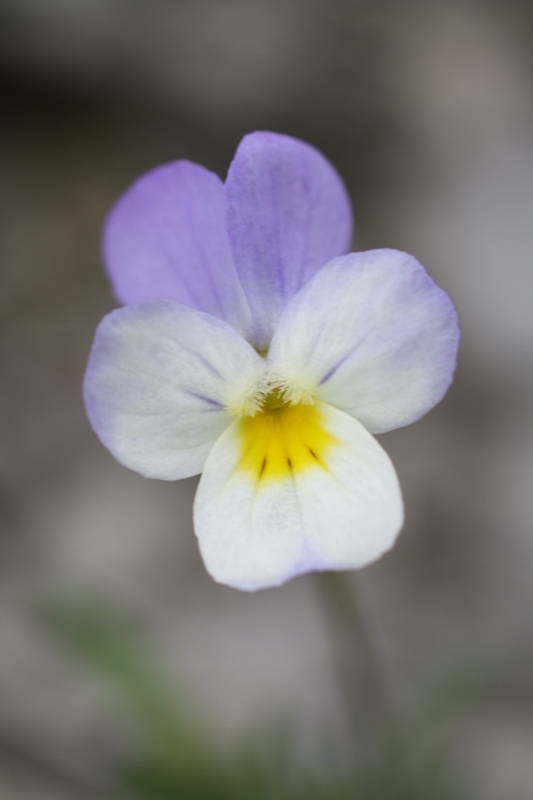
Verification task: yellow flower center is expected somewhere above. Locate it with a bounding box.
[237,391,337,483]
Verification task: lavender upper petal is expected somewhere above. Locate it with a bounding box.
[103,160,252,339]
[225,132,353,349]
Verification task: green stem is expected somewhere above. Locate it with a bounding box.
[313,572,405,769]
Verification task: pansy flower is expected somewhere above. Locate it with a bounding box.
[84,132,459,591]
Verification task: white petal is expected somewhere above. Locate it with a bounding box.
[84,301,265,480]
[193,402,403,591]
[267,250,460,433]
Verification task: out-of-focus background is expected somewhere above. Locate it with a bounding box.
[1,1,532,798]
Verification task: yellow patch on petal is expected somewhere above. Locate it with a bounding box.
[237,393,338,483]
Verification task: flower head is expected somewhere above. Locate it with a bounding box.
[84,132,459,591]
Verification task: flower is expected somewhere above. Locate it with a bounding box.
[84,131,459,591]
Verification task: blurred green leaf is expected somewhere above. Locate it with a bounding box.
[411,661,494,731]
[119,761,239,800]
[36,595,204,767]
[36,594,472,800]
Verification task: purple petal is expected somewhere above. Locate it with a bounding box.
[225,132,353,349]
[103,160,252,338]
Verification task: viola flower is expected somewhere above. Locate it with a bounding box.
[84,132,459,591]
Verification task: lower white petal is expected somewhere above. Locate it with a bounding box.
[193,401,403,591]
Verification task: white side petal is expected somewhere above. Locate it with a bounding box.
[267,250,460,433]
[193,402,403,591]
[84,301,265,480]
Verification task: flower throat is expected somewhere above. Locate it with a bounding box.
[237,390,337,483]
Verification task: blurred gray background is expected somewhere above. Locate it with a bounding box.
[0,1,532,798]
